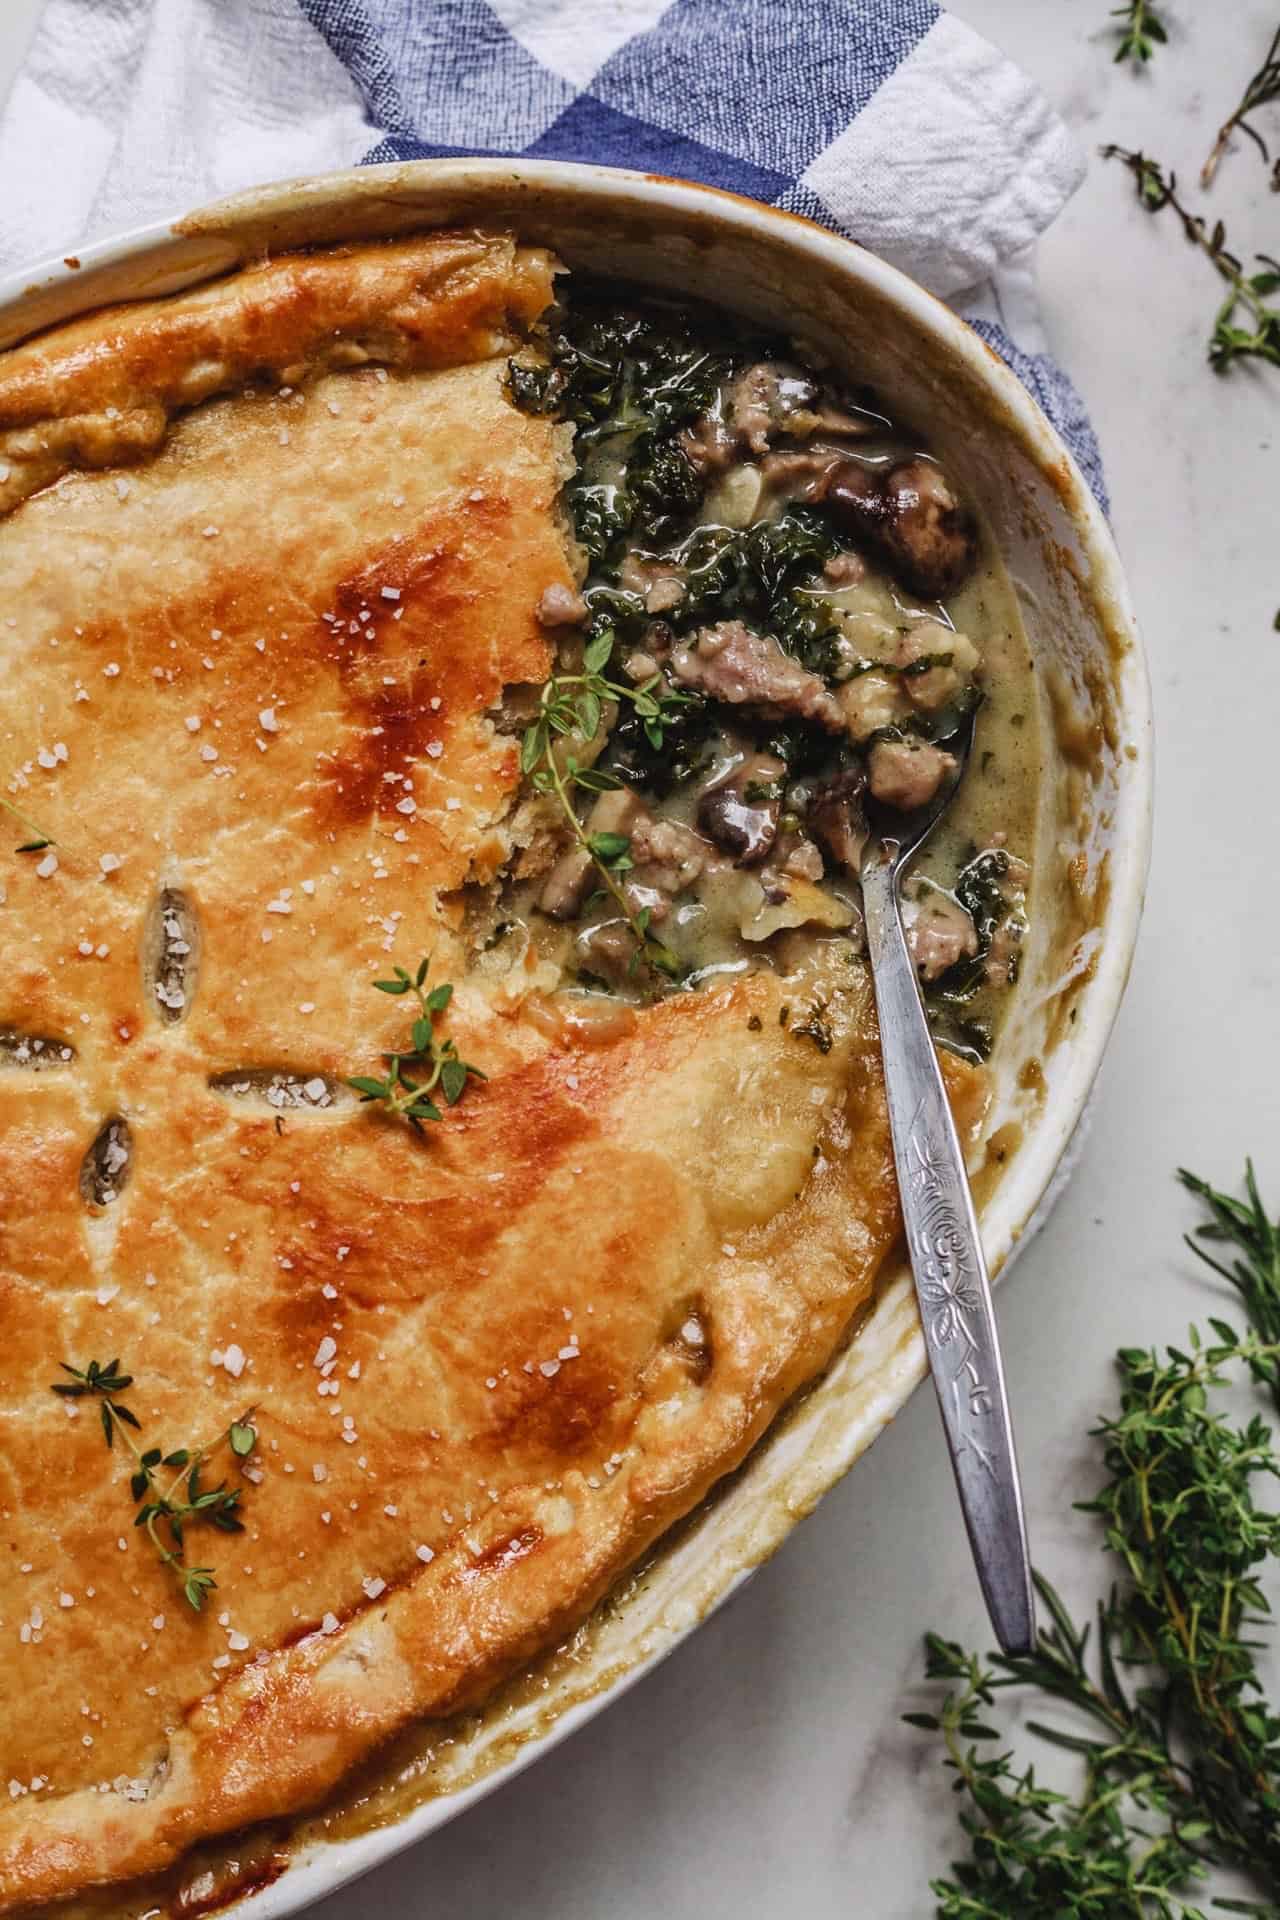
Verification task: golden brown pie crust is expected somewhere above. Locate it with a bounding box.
[0,232,980,1911]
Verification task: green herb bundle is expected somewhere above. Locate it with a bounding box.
[1111,0,1169,65]
[347,956,486,1129]
[1104,147,1280,375]
[51,1359,258,1611]
[908,1165,1280,1917]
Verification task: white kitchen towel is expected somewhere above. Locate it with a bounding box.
[0,0,1105,502]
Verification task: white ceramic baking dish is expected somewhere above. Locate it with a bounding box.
[0,159,1151,1917]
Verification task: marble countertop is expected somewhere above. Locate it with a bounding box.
[1,2,1277,1913]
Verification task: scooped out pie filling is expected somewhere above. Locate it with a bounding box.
[486,287,1035,1064]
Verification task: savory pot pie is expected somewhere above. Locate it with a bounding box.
[0,231,1037,1912]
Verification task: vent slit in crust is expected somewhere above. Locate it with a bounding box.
[79,1114,133,1207]
[208,1069,354,1111]
[0,1027,75,1068]
[142,887,200,1025]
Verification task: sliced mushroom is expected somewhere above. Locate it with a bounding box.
[826,457,978,600]
[807,767,868,872]
[697,752,786,865]
[538,844,593,921]
[537,788,645,921]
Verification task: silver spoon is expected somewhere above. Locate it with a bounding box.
[858,711,1035,1655]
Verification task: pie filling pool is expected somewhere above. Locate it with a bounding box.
[480,288,1040,1062]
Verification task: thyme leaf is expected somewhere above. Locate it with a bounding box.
[908,1163,1280,1915]
[1203,24,1280,189]
[1110,0,1168,65]
[347,956,485,1130]
[1103,146,1280,372]
[1,792,56,855]
[51,1360,258,1611]
[521,637,693,986]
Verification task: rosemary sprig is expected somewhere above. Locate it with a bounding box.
[1,791,55,854]
[1110,0,1168,64]
[1203,24,1280,189]
[907,1163,1280,1916]
[1104,146,1280,371]
[521,626,692,983]
[347,955,486,1129]
[52,1360,258,1611]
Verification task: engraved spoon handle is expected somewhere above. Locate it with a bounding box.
[861,846,1035,1655]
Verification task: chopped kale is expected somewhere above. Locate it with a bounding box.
[928,849,1018,1007]
[504,360,565,415]
[626,431,704,544]
[605,691,715,795]
[957,848,1012,943]
[507,295,730,443]
[654,508,844,677]
[746,508,839,600]
[572,484,633,571]
[763,720,842,779]
[509,297,845,685]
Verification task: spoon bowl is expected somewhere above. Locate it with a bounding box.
[862,703,980,866]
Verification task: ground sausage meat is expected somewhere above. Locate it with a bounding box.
[670,621,843,730]
[906,891,979,981]
[678,413,736,475]
[537,789,645,919]
[866,737,957,812]
[728,361,820,455]
[895,620,981,712]
[628,812,716,897]
[760,447,842,504]
[537,582,589,627]
[697,752,787,864]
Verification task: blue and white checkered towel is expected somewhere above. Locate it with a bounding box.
[0,0,1105,503]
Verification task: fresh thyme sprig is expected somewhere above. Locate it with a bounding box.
[347,956,486,1130]
[52,1359,258,1611]
[0,791,54,854]
[907,1163,1280,1916]
[1110,0,1168,64]
[1203,24,1280,189]
[1103,146,1280,371]
[1179,1160,1280,1412]
[521,627,693,983]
